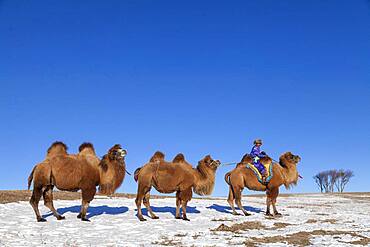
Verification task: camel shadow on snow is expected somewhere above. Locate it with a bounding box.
[207,204,262,214]
[138,205,200,217]
[43,205,129,219]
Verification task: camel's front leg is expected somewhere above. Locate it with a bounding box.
[175,191,181,219]
[270,188,282,217]
[179,188,192,221]
[265,189,273,217]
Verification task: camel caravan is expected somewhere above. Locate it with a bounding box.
[27,140,301,222]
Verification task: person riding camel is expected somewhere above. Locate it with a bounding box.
[250,139,268,183]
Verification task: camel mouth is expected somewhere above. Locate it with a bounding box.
[294,155,301,163]
[111,148,127,161]
[119,149,127,157]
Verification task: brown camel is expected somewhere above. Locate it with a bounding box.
[224,152,301,217]
[134,151,220,221]
[28,142,127,222]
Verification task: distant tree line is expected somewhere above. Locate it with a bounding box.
[313,169,354,193]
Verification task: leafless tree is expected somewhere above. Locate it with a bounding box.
[314,169,354,193]
[336,170,354,192]
[313,172,325,193]
[328,170,340,193]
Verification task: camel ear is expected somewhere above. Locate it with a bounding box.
[205,155,211,162]
[173,153,185,163]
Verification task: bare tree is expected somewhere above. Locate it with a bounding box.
[313,172,325,193]
[321,171,330,193]
[328,170,339,193]
[337,170,354,192]
[315,169,354,193]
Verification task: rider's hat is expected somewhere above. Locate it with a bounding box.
[253,139,263,145]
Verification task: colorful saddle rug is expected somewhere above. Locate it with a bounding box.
[246,162,274,184]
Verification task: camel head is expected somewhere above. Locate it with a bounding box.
[108,144,127,162]
[98,144,127,195]
[279,152,301,189]
[193,155,220,196]
[46,141,68,158]
[279,152,301,166]
[198,155,221,171]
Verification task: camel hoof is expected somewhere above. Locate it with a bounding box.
[232,212,241,216]
[77,213,82,219]
[183,218,190,221]
[265,212,274,217]
[57,215,65,220]
[37,218,47,222]
[175,216,182,219]
[152,216,159,219]
[139,217,147,222]
[244,212,251,216]
[81,218,90,222]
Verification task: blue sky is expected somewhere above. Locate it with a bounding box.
[0,0,369,196]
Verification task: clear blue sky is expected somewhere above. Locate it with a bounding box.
[0,1,369,196]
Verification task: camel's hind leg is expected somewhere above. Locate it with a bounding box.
[30,185,46,222]
[135,183,150,221]
[234,186,251,216]
[143,191,158,219]
[43,185,65,220]
[227,186,240,215]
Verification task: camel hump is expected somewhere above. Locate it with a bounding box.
[79,142,95,152]
[172,153,185,163]
[47,141,68,155]
[241,153,252,163]
[150,151,165,162]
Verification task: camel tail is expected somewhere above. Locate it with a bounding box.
[134,167,142,182]
[224,172,231,185]
[28,166,36,190]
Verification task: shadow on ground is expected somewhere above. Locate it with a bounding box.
[43,205,129,219]
[207,204,262,214]
[137,206,200,217]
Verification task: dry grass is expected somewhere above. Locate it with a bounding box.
[211,218,234,222]
[270,222,292,229]
[212,221,266,232]
[244,230,370,247]
[304,218,337,224]
[152,236,183,246]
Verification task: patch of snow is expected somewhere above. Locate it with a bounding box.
[0,194,369,246]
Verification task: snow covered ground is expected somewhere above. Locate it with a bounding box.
[0,193,369,246]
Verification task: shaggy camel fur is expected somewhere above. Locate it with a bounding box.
[28,142,127,222]
[224,152,301,217]
[134,152,220,221]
